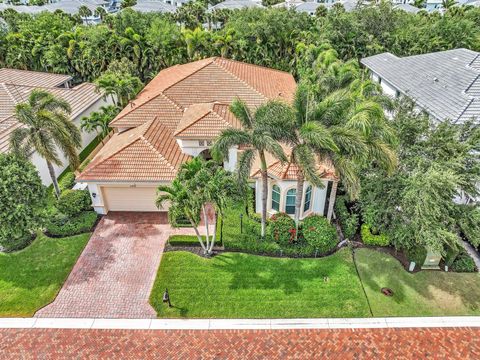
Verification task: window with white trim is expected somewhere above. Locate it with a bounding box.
[285,189,296,215]
[271,185,280,211]
[304,185,312,212]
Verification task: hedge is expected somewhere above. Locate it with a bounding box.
[302,215,338,255]
[57,189,91,217]
[361,224,390,247]
[46,211,98,237]
[405,246,427,266]
[168,235,208,246]
[451,251,476,273]
[334,196,359,239]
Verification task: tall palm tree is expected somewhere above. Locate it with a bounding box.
[78,5,92,24]
[290,84,339,229]
[10,90,81,198]
[80,105,117,144]
[212,99,294,238]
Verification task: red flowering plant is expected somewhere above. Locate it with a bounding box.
[269,212,296,245]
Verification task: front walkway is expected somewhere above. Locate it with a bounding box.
[35,212,202,319]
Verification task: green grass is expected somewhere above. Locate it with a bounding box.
[0,233,90,317]
[150,249,371,318]
[355,248,480,316]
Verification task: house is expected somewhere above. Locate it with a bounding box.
[393,3,421,13]
[361,49,480,124]
[131,0,176,13]
[0,68,111,185]
[274,0,359,14]
[77,58,338,220]
[207,0,264,12]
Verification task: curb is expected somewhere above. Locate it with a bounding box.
[1,316,480,330]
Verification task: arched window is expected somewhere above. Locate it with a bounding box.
[304,185,312,212]
[271,185,280,211]
[285,188,296,215]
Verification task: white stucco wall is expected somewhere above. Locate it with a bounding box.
[254,178,330,219]
[176,138,238,172]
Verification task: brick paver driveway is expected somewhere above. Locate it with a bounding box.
[2,327,480,359]
[36,212,197,319]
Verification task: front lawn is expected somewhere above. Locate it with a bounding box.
[0,233,90,317]
[355,248,480,316]
[150,249,371,318]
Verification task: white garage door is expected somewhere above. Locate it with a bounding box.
[102,186,163,212]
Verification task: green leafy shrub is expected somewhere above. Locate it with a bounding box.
[405,246,427,266]
[58,172,76,192]
[269,212,296,245]
[57,189,91,217]
[444,245,460,267]
[334,196,359,239]
[361,224,390,246]
[301,215,338,254]
[0,154,45,251]
[458,206,480,249]
[168,235,207,246]
[451,251,476,273]
[46,211,98,237]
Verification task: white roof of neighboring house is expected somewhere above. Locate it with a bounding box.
[131,0,176,13]
[0,0,109,15]
[208,0,263,12]
[394,3,421,13]
[361,49,480,123]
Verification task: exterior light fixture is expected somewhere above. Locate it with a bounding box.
[92,193,97,198]
[163,288,172,307]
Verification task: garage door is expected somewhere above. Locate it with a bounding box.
[102,186,164,212]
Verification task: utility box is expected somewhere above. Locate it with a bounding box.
[421,250,442,270]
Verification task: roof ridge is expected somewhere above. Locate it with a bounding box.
[210,105,235,128]
[465,73,480,95]
[455,98,475,124]
[212,60,268,102]
[140,120,177,171]
[214,57,294,77]
[2,83,22,104]
[174,108,213,136]
[162,58,215,93]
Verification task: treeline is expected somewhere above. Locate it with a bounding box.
[0,3,479,84]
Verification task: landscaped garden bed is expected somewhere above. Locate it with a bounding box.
[0,233,90,317]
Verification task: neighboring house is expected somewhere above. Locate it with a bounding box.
[275,0,359,14]
[0,68,111,185]
[394,3,421,12]
[361,49,480,124]
[425,0,442,11]
[77,58,338,221]
[131,0,176,13]
[361,49,480,203]
[207,0,264,12]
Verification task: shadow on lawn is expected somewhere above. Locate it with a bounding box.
[356,249,480,313]
[213,252,347,295]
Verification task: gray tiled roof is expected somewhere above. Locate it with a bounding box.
[131,0,175,13]
[394,3,421,13]
[361,49,480,123]
[208,0,263,12]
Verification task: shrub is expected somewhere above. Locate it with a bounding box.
[451,251,476,273]
[444,245,460,267]
[269,212,296,245]
[46,211,98,237]
[361,224,390,247]
[58,172,76,192]
[334,196,359,239]
[0,154,45,251]
[405,246,427,266]
[458,206,480,249]
[168,235,207,246]
[301,215,338,254]
[57,189,91,217]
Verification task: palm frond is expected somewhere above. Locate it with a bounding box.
[229,98,253,129]
[212,128,251,161]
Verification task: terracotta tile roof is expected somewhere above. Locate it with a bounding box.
[82,58,297,182]
[252,157,338,182]
[77,120,191,182]
[174,103,241,139]
[0,80,102,154]
[0,68,72,88]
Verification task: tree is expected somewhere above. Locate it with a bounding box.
[0,153,45,251]
[212,98,294,238]
[360,100,480,254]
[78,5,93,23]
[156,158,237,255]
[442,0,457,9]
[10,90,82,198]
[80,105,118,144]
[120,0,137,9]
[95,7,108,21]
[290,83,339,230]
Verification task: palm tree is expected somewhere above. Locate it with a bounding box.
[80,105,117,144]
[94,7,107,21]
[290,84,339,230]
[442,0,457,9]
[78,5,92,24]
[10,90,81,198]
[96,72,142,108]
[212,99,294,238]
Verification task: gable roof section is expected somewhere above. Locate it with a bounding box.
[0,68,71,88]
[361,49,480,123]
[77,120,190,182]
[252,158,338,182]
[174,103,241,139]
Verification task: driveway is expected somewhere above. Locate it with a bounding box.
[36,212,200,319]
